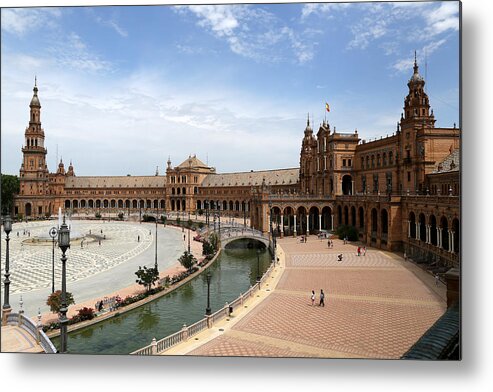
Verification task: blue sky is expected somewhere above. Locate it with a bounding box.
[1,1,460,176]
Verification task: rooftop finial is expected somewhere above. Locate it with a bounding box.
[307,112,310,126]
[35,75,37,87]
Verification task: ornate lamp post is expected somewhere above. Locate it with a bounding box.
[58,215,70,353]
[2,215,12,325]
[256,248,261,282]
[188,210,191,253]
[49,226,58,293]
[268,200,274,261]
[155,205,159,272]
[205,271,212,316]
[218,205,221,236]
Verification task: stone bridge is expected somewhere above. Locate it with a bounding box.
[218,227,270,249]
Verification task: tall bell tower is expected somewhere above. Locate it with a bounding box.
[18,78,50,217]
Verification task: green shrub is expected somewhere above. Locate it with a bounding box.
[335,224,359,241]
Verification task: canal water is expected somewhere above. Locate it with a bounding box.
[52,241,271,354]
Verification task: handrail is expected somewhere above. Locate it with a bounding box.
[131,260,276,355]
[6,313,57,353]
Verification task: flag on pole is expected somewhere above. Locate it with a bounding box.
[325,102,330,112]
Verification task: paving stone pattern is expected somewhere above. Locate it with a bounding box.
[1,221,152,294]
[188,238,446,359]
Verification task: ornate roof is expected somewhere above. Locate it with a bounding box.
[177,155,209,169]
[432,149,459,173]
[65,176,166,188]
[201,168,299,187]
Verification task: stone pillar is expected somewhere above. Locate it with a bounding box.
[351,180,355,195]
[437,227,442,248]
[306,214,310,235]
[444,268,460,308]
[331,215,334,231]
[181,324,189,341]
[280,214,284,238]
[415,222,420,240]
[318,214,322,232]
[151,337,157,355]
[293,214,297,237]
[450,230,455,253]
[426,225,430,244]
[407,220,411,238]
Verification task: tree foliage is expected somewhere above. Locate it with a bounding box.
[178,251,197,273]
[1,174,20,215]
[208,232,219,251]
[202,240,215,259]
[135,265,159,292]
[46,290,75,314]
[335,224,359,241]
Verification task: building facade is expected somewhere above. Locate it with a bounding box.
[13,59,460,267]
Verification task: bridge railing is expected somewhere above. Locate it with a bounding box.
[131,262,276,356]
[6,312,57,353]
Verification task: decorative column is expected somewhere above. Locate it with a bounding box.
[331,214,334,231]
[407,220,411,238]
[437,227,442,248]
[415,222,420,240]
[425,225,430,244]
[318,214,322,232]
[450,230,455,253]
[306,214,310,235]
[280,214,284,238]
[293,214,297,237]
[351,180,355,195]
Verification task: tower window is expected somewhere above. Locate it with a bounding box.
[407,172,411,182]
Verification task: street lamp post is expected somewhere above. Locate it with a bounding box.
[218,205,221,236]
[205,271,212,316]
[188,210,191,254]
[2,215,12,325]
[58,215,71,353]
[49,227,58,293]
[155,206,159,272]
[256,248,261,282]
[268,201,273,261]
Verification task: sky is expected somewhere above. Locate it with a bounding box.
[0,1,460,176]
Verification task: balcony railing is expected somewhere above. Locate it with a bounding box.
[131,262,276,356]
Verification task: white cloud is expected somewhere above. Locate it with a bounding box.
[301,3,350,19]
[1,8,61,36]
[48,32,113,73]
[188,5,239,37]
[177,5,315,65]
[425,2,459,36]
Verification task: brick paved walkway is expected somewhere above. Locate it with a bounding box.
[185,236,446,359]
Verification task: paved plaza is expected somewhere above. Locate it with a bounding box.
[174,237,446,359]
[1,220,187,318]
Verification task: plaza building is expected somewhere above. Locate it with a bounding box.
[12,58,460,268]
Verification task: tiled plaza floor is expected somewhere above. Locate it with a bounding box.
[186,236,446,359]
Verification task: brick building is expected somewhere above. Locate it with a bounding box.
[13,57,460,267]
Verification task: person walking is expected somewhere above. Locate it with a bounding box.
[357,246,360,256]
[311,290,316,306]
[319,289,325,307]
[435,274,440,286]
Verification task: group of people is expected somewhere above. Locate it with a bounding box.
[300,235,308,243]
[327,239,334,248]
[95,295,122,313]
[357,246,367,256]
[311,289,325,307]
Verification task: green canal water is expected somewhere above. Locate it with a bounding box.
[52,241,271,354]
